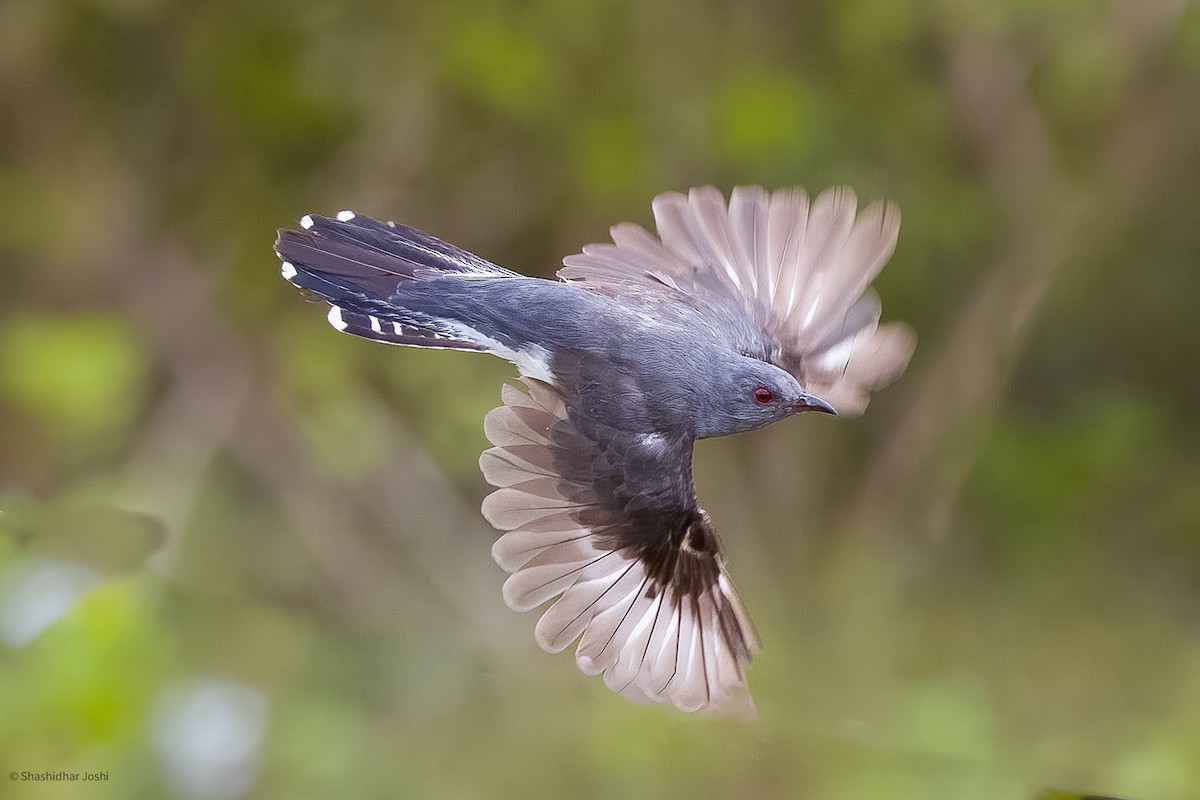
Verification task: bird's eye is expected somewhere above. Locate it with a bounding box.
[753,386,773,404]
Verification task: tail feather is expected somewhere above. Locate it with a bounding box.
[275,210,516,351]
[321,302,488,351]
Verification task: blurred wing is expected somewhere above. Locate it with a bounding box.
[559,185,915,416]
[480,379,760,714]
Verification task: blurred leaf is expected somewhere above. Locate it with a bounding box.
[575,113,658,195]
[1101,729,1200,800]
[712,69,816,161]
[272,695,370,795]
[445,11,554,117]
[894,676,993,764]
[182,5,357,168]
[0,576,168,744]
[833,0,916,55]
[970,392,1166,540]
[1180,5,1200,65]
[377,347,508,482]
[0,494,165,575]
[0,312,149,437]
[277,316,392,476]
[0,170,75,260]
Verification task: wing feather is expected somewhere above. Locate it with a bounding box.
[559,185,913,417]
[480,378,759,714]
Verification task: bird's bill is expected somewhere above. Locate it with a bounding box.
[794,392,838,415]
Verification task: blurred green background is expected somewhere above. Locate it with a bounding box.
[1,0,1199,798]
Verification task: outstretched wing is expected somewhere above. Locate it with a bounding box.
[559,185,915,416]
[480,379,760,714]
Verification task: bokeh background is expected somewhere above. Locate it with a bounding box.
[2,0,1199,798]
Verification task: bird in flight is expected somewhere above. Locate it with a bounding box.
[275,186,914,714]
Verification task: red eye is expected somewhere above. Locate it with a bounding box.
[753,386,773,404]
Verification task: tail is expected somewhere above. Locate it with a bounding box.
[274,210,519,351]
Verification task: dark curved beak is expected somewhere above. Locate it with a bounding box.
[794,392,838,416]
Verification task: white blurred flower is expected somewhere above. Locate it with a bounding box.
[0,560,102,647]
[151,680,269,800]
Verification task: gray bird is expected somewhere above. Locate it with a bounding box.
[274,185,914,713]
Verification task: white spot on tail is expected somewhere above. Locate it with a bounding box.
[369,316,382,334]
[336,210,356,222]
[280,262,297,280]
[392,322,404,335]
[327,306,348,331]
[445,322,554,383]
[299,215,314,230]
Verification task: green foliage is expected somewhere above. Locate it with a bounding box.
[0,314,148,439]
[713,69,816,163]
[2,0,1199,798]
[0,495,163,575]
[446,11,556,117]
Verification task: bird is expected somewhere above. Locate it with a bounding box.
[274,185,914,714]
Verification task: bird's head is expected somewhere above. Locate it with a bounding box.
[695,356,836,439]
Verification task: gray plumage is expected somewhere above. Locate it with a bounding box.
[274,187,915,713]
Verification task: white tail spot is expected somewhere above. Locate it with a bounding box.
[446,322,554,382]
[299,215,314,230]
[280,262,297,280]
[369,316,382,334]
[327,306,348,331]
[336,210,356,222]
